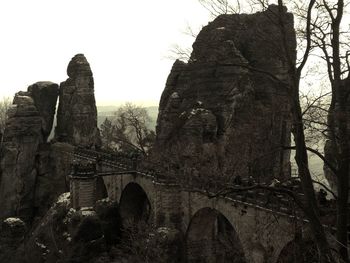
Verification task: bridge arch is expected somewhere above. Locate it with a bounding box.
[185,207,247,263]
[276,238,317,263]
[119,182,151,226]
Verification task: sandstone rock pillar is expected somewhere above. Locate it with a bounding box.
[0,82,59,221]
[55,54,101,148]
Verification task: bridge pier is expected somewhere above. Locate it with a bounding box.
[69,162,98,209]
[155,183,183,230]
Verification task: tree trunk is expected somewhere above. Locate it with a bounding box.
[291,95,335,262]
[333,85,350,261]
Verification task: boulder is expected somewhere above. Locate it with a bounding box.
[0,217,26,262]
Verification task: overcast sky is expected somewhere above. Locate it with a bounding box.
[0,0,211,106]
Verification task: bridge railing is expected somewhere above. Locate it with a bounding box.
[64,146,350,246]
[72,147,305,212]
[70,147,338,226]
[74,146,138,170]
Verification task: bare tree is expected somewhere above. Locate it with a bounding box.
[301,91,330,142]
[167,44,192,62]
[168,0,350,260]
[170,0,338,261]
[100,103,155,156]
[100,118,115,150]
[198,0,242,16]
[114,221,171,263]
[310,0,350,260]
[246,1,337,261]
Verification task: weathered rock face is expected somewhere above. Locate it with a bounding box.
[0,217,26,262]
[8,193,121,263]
[0,55,101,223]
[0,82,59,222]
[33,143,68,220]
[155,5,295,183]
[55,54,101,148]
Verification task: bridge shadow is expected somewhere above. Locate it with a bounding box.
[276,238,318,263]
[119,182,151,226]
[185,207,247,263]
[96,177,108,201]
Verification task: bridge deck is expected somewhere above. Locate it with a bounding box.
[59,146,339,236]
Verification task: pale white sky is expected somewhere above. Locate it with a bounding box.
[0,0,210,106]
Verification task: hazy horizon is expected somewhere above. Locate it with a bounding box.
[0,0,211,105]
[96,100,159,107]
[1,0,345,105]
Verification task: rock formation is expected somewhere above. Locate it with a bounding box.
[0,82,59,221]
[0,54,102,223]
[155,5,295,183]
[0,217,26,262]
[55,54,101,148]
[28,82,59,140]
[323,77,350,196]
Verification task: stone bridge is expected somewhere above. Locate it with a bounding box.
[57,145,334,263]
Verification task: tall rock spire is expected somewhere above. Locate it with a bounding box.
[55,54,101,148]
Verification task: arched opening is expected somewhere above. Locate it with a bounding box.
[277,239,318,263]
[186,207,246,263]
[119,183,151,226]
[95,177,108,201]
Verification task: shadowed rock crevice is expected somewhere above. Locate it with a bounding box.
[28,82,59,141]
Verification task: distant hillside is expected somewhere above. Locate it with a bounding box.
[97,105,158,130]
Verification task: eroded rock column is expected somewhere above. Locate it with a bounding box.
[55,54,101,148]
[0,82,59,221]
